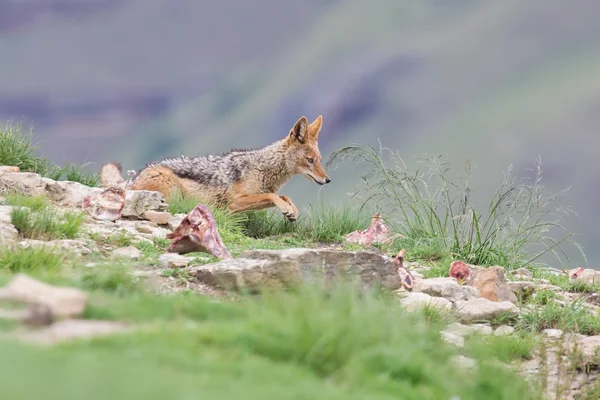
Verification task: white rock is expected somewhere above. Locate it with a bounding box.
[443,322,493,336]
[158,253,191,268]
[111,245,143,260]
[542,329,564,339]
[0,222,19,245]
[493,325,515,336]
[18,239,98,256]
[451,355,477,369]
[398,292,452,312]
[453,298,519,323]
[441,331,465,347]
[412,277,480,302]
[143,210,171,225]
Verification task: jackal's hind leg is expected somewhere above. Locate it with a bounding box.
[228,193,297,221]
[132,166,189,201]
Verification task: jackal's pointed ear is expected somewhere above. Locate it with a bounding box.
[289,116,309,144]
[308,115,323,142]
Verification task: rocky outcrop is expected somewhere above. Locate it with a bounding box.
[466,266,517,303]
[412,277,480,302]
[0,171,167,220]
[453,298,519,323]
[188,248,402,292]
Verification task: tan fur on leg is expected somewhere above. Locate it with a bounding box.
[228,193,297,221]
[132,166,190,200]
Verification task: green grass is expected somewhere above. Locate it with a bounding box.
[517,298,600,335]
[4,192,50,211]
[46,162,100,187]
[11,205,85,240]
[0,246,64,274]
[327,144,586,270]
[167,190,371,249]
[464,330,539,364]
[0,122,99,186]
[78,262,144,297]
[89,231,134,248]
[0,282,540,400]
[0,121,51,175]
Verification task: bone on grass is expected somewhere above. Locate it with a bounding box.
[166,203,233,259]
[345,213,391,246]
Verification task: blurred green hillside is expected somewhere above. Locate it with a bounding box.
[1,0,599,265]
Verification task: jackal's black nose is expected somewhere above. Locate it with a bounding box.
[325,178,331,184]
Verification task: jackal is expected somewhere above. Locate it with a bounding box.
[99,115,331,221]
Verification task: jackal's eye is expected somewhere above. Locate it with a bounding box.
[307,157,314,164]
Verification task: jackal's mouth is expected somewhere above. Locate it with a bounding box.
[307,174,325,185]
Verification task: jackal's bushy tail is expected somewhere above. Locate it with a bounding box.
[100,162,126,188]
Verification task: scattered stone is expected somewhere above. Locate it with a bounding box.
[511,268,533,278]
[0,274,88,318]
[135,223,154,234]
[158,253,191,268]
[451,355,477,370]
[46,179,103,208]
[537,284,562,292]
[543,329,564,339]
[0,205,19,224]
[508,281,537,298]
[568,335,600,362]
[121,190,168,218]
[19,238,98,257]
[0,172,46,197]
[466,266,517,303]
[143,210,171,225]
[0,222,18,245]
[0,303,54,326]
[453,298,519,323]
[111,245,143,260]
[412,277,480,302]
[16,320,130,346]
[344,213,391,245]
[167,214,186,231]
[166,203,232,259]
[444,322,493,336]
[397,292,452,312]
[494,325,515,336]
[441,331,465,348]
[189,248,402,292]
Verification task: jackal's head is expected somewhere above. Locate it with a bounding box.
[285,115,331,186]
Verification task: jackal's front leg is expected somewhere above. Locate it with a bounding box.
[228,193,298,221]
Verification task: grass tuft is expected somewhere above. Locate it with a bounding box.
[517,298,600,335]
[327,143,586,270]
[11,206,85,240]
[0,121,99,186]
[0,246,64,274]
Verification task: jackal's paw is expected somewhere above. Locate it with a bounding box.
[282,208,297,222]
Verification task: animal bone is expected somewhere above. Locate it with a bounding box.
[82,187,126,222]
[393,249,414,291]
[449,260,472,283]
[345,213,391,246]
[166,204,233,259]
